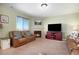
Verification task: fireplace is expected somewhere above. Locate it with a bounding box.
[34,31,41,38]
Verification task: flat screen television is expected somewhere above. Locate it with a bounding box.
[48,24,61,31]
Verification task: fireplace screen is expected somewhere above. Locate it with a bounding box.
[34,31,41,38]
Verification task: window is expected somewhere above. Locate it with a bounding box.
[16,16,29,31]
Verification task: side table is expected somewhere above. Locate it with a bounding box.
[0,38,10,49]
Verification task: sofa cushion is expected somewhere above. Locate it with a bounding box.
[26,31,32,36]
[14,34,22,39]
[12,31,22,39]
[24,31,32,36]
[13,31,20,36]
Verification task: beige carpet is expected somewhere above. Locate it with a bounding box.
[0,38,69,55]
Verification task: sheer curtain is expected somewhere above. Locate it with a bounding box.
[16,16,29,31]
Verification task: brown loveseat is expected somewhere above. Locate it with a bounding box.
[66,36,79,55]
[9,31,36,47]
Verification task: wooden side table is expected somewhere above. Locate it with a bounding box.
[0,38,10,49]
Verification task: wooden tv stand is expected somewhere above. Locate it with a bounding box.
[46,31,62,41]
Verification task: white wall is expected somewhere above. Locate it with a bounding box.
[30,13,79,39]
[0,5,31,38]
[43,13,79,40]
[30,18,44,38]
[0,5,32,47]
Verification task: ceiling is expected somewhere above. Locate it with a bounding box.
[2,3,79,17]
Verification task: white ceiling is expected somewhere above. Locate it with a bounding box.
[2,3,79,17]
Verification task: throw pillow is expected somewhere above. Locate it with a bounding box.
[69,31,78,40]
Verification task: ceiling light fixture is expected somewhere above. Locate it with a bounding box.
[41,3,48,8]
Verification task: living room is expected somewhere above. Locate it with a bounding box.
[0,3,79,55]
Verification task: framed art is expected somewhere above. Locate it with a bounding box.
[34,20,42,25]
[34,21,42,25]
[0,14,9,23]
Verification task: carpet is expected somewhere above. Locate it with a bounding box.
[0,38,69,55]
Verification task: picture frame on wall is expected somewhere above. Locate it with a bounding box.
[34,21,42,25]
[0,14,9,23]
[34,20,42,25]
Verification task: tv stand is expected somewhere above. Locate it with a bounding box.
[46,31,62,41]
